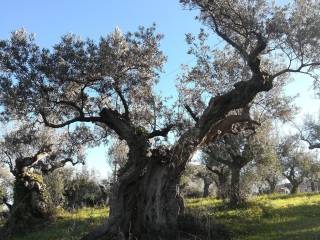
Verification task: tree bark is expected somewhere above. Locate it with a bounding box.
[311,181,316,192]
[207,166,229,200]
[112,163,180,239]
[269,183,276,194]
[203,180,211,198]
[217,174,228,200]
[6,170,50,234]
[82,143,183,240]
[266,178,277,194]
[229,167,242,206]
[290,183,299,194]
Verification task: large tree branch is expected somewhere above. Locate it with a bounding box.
[249,33,267,60]
[300,136,320,150]
[39,111,102,128]
[308,143,320,150]
[173,71,271,172]
[184,104,199,122]
[199,114,259,146]
[208,12,249,60]
[40,106,136,144]
[39,157,83,175]
[28,147,52,165]
[114,86,129,120]
[50,99,84,117]
[206,165,225,176]
[271,62,320,80]
[147,124,174,139]
[99,108,135,142]
[14,146,52,174]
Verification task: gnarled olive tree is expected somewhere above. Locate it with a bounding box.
[205,133,262,205]
[301,114,320,149]
[204,152,230,200]
[195,167,215,197]
[277,135,317,194]
[0,124,83,234]
[1,0,320,239]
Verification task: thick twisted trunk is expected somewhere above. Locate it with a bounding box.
[81,35,272,238]
[111,161,180,239]
[82,141,184,240]
[217,175,228,200]
[6,170,50,234]
[83,165,181,240]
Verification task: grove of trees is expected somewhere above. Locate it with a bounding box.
[1,0,320,239]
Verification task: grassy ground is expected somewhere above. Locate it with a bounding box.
[186,193,320,240]
[3,193,320,239]
[10,207,109,240]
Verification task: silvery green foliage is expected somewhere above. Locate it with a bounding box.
[277,135,318,182]
[180,0,320,65]
[178,0,320,121]
[301,114,320,149]
[0,167,13,205]
[0,26,172,139]
[0,123,85,173]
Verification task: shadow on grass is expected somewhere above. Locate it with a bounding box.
[231,203,320,240]
[11,208,109,240]
[186,194,320,240]
[8,194,320,240]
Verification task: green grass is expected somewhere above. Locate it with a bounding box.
[4,193,320,239]
[11,207,109,240]
[186,193,320,240]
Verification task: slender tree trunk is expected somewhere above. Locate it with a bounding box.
[266,179,277,194]
[311,181,316,192]
[269,183,276,194]
[203,180,211,198]
[229,167,242,206]
[113,162,117,183]
[290,183,299,194]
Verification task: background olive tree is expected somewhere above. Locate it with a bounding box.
[278,135,319,194]
[0,123,84,234]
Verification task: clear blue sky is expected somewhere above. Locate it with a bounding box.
[1,0,318,178]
